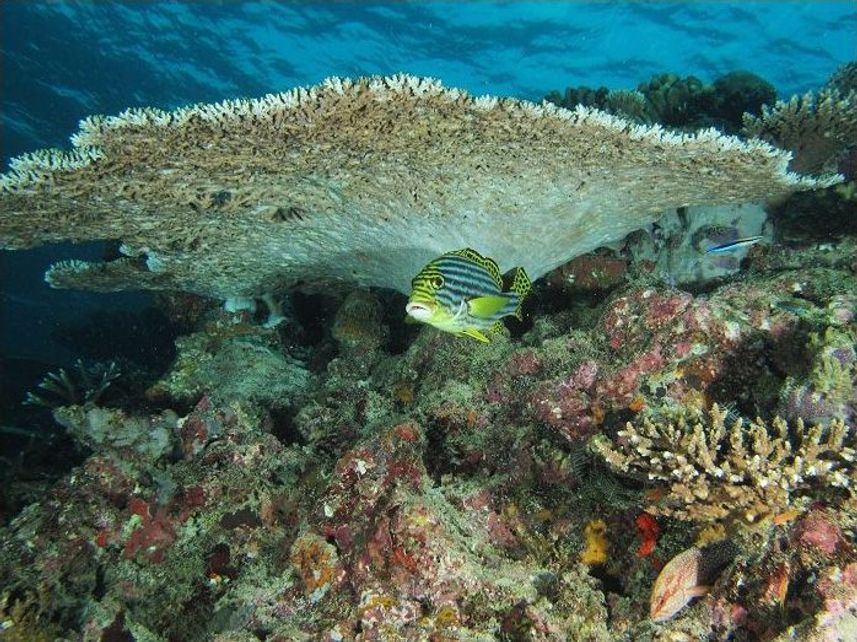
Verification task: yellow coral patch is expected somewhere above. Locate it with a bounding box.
[695,523,727,547]
[290,533,338,596]
[580,518,609,566]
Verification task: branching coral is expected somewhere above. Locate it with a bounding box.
[547,71,777,133]
[591,404,856,522]
[778,326,856,426]
[24,359,121,408]
[544,85,651,124]
[0,591,61,642]
[824,61,857,95]
[742,87,857,175]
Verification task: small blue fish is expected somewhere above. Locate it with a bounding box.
[704,235,764,254]
[774,298,817,318]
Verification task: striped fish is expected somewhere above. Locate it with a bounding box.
[406,248,531,343]
[704,235,764,254]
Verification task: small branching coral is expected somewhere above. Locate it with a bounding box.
[0,591,61,642]
[777,326,856,426]
[742,86,857,175]
[590,404,856,522]
[24,359,121,408]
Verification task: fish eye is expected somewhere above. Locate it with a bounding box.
[432,275,444,288]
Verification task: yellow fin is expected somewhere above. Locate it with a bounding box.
[459,327,491,343]
[503,266,532,320]
[467,295,508,319]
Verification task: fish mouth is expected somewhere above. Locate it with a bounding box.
[405,301,434,322]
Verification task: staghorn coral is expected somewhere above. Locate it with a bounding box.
[24,359,121,408]
[824,61,857,95]
[0,75,836,301]
[547,71,776,133]
[742,86,857,175]
[591,404,856,523]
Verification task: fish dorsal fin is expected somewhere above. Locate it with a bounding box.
[467,295,508,319]
[449,248,503,288]
[501,266,532,320]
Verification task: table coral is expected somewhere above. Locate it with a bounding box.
[1,126,855,639]
[0,75,835,300]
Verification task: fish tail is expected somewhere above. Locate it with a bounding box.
[505,266,531,320]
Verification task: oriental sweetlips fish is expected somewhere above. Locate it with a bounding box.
[405,248,531,343]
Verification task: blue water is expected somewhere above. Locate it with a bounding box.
[0,1,855,364]
[2,1,854,158]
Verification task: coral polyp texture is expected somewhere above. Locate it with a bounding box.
[592,404,857,523]
[0,74,837,299]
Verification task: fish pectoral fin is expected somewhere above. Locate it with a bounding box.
[459,327,491,343]
[467,295,508,319]
[686,585,712,598]
[403,315,421,325]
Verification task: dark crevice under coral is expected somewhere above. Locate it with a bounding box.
[50,306,178,370]
[772,188,857,244]
[268,405,304,447]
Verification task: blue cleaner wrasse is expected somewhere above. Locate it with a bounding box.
[704,235,765,254]
[405,248,532,343]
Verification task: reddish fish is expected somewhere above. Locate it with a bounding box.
[650,546,710,621]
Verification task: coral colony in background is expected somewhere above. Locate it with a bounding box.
[0,63,856,641]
